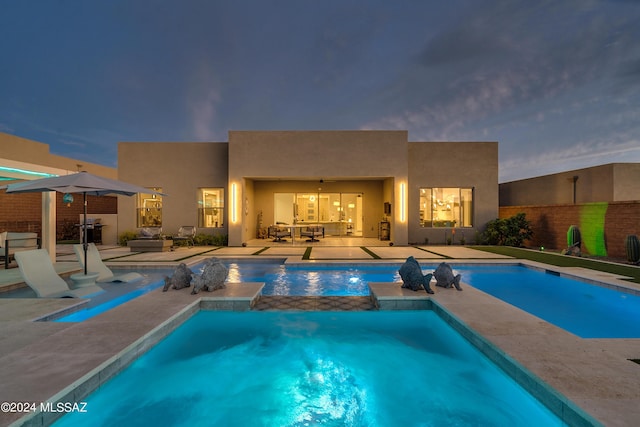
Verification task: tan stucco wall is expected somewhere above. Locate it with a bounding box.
[0,132,117,179]
[228,130,408,179]
[500,163,640,206]
[613,164,640,201]
[407,141,499,244]
[117,142,228,236]
[228,131,409,245]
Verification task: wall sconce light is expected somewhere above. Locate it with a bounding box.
[400,182,406,222]
[231,183,238,223]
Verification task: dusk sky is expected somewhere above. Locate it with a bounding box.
[1,0,638,182]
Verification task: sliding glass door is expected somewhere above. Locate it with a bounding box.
[274,192,363,236]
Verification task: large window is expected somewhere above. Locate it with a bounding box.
[419,187,473,227]
[137,187,163,227]
[274,192,363,236]
[198,188,224,228]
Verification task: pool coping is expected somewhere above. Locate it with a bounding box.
[3,259,640,426]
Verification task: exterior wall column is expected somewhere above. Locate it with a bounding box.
[42,192,56,263]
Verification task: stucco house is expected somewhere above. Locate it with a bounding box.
[118,130,499,246]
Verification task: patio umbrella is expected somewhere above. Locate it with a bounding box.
[4,171,165,275]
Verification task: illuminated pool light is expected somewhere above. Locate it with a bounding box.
[288,354,367,425]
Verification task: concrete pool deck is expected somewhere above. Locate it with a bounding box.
[1,244,639,426]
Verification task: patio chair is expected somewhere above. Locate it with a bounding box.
[73,243,143,283]
[300,225,324,242]
[268,225,292,242]
[14,249,103,298]
[172,226,196,247]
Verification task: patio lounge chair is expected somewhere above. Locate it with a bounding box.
[172,226,196,247]
[300,225,324,242]
[73,243,143,283]
[14,249,103,298]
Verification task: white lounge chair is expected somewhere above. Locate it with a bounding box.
[73,243,143,283]
[14,249,103,298]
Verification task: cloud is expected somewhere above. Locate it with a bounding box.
[500,133,640,182]
[617,58,640,80]
[1,0,638,178]
[186,61,222,141]
[359,0,640,181]
[59,139,86,148]
[0,123,15,133]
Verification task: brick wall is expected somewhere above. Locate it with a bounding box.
[0,191,117,240]
[500,201,640,258]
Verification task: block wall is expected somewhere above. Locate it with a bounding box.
[0,191,117,240]
[500,201,640,259]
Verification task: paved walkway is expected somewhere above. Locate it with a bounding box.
[1,244,639,426]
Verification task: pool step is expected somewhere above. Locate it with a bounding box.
[253,296,376,311]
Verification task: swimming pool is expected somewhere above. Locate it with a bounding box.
[229,262,640,339]
[52,310,566,426]
[20,261,640,338]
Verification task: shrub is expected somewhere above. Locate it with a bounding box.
[59,219,78,241]
[118,231,139,246]
[193,233,228,246]
[483,213,532,247]
[474,231,484,245]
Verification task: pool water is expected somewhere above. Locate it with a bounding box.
[462,265,640,339]
[53,278,167,322]
[52,311,564,427]
[226,262,390,296]
[228,262,640,338]
[42,262,640,338]
[50,269,172,322]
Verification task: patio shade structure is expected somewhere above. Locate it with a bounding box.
[4,171,165,275]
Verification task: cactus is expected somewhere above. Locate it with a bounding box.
[567,225,581,249]
[625,234,640,264]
